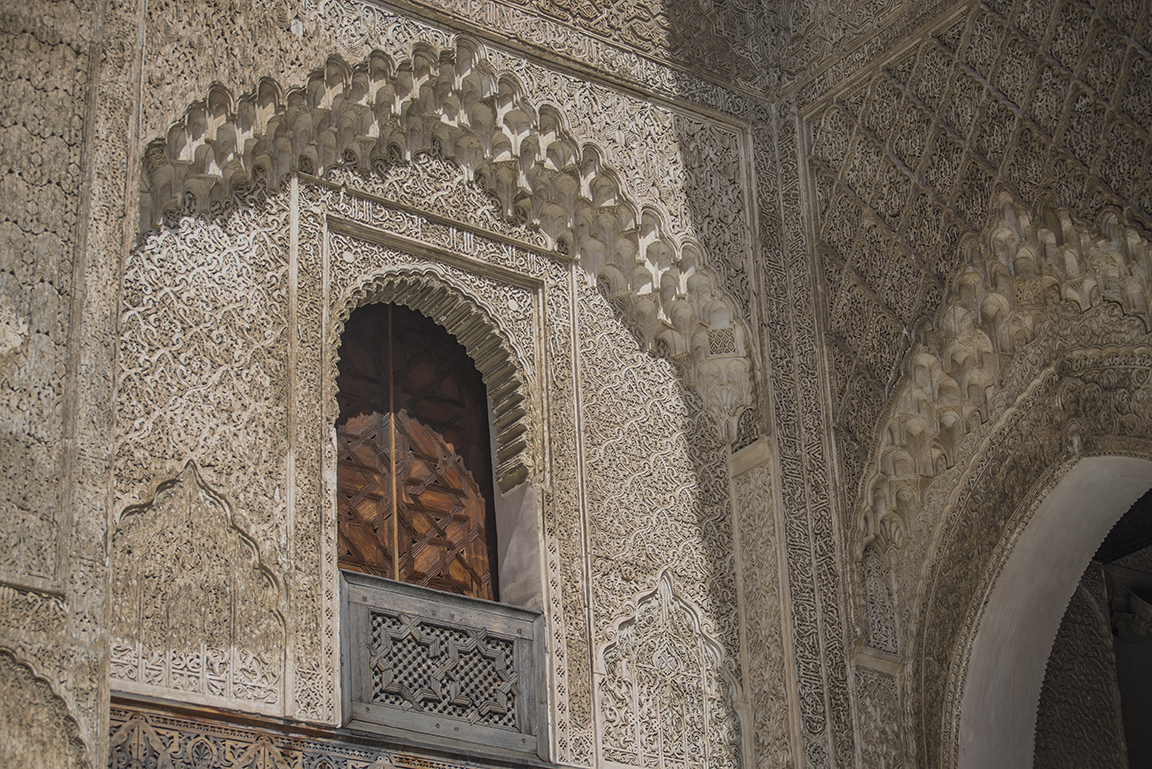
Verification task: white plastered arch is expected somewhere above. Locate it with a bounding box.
[957,455,1152,768]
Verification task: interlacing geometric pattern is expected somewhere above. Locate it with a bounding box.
[370,612,518,729]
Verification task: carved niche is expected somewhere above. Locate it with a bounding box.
[109,463,286,712]
[597,572,745,769]
[0,649,88,769]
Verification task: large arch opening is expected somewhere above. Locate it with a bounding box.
[957,455,1152,768]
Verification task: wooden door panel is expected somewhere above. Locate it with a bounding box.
[336,304,498,601]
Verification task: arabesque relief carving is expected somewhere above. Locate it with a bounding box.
[846,196,1152,762]
[918,350,1152,769]
[0,2,87,593]
[840,190,1152,768]
[732,456,793,768]
[760,100,855,767]
[301,0,777,97]
[109,463,286,711]
[578,274,748,767]
[860,198,1152,561]
[812,0,1152,505]
[0,649,88,769]
[597,571,745,769]
[141,45,754,441]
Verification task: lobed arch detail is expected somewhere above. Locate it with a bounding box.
[140,40,756,440]
[331,266,534,493]
[858,194,1152,564]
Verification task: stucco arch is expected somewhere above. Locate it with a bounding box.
[331,266,534,492]
[955,455,1152,769]
[846,195,1152,768]
[857,197,1152,558]
[895,345,1152,768]
[141,41,756,440]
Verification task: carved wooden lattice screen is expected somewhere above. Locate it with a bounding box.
[336,303,499,601]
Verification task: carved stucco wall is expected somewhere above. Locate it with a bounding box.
[0,649,89,769]
[1033,565,1127,769]
[810,0,1152,511]
[808,3,1152,766]
[0,0,107,765]
[579,273,748,767]
[106,14,772,757]
[6,0,1151,766]
[841,192,1152,767]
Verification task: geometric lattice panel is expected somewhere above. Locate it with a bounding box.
[342,571,547,761]
[370,612,518,729]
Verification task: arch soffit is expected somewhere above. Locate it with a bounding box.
[332,266,533,493]
[141,41,756,442]
[857,195,1152,562]
[906,360,1152,769]
[952,455,1152,769]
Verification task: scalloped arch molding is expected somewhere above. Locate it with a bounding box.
[858,196,1152,561]
[141,40,756,441]
[332,267,533,492]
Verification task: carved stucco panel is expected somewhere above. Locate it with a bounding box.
[812,1,1152,519]
[0,650,89,769]
[538,258,589,764]
[732,456,793,769]
[597,572,744,769]
[109,464,287,711]
[853,667,904,769]
[576,272,747,768]
[111,185,294,714]
[0,0,89,595]
[761,99,854,767]
[114,186,291,547]
[301,0,776,99]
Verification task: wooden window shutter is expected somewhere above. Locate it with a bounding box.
[335,303,500,601]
